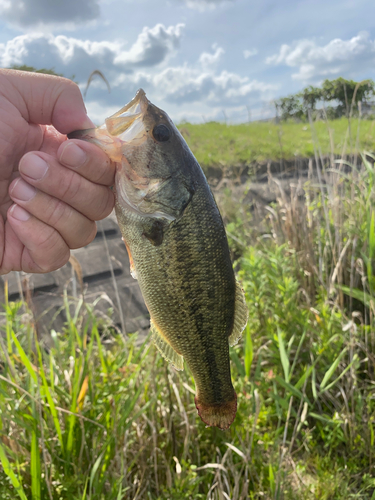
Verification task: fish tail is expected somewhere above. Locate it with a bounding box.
[195,393,237,430]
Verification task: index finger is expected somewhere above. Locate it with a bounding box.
[0,69,95,134]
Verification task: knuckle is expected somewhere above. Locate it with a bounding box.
[70,221,97,249]
[37,224,60,251]
[96,188,114,220]
[59,170,82,202]
[54,78,79,101]
[36,228,70,272]
[44,198,69,228]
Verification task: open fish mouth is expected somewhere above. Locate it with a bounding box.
[68,88,181,220]
[104,88,149,141]
[68,88,149,146]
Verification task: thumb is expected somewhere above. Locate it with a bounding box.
[1,69,95,134]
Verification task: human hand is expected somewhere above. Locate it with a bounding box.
[0,69,115,274]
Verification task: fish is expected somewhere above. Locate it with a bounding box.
[68,89,248,430]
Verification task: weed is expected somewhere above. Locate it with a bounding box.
[0,113,374,498]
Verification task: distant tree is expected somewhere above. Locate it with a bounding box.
[321,77,375,116]
[276,77,375,121]
[275,95,304,121]
[297,85,323,117]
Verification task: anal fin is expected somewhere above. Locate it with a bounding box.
[150,321,184,371]
[228,280,248,346]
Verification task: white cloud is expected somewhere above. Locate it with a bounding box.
[266,31,375,82]
[0,0,100,27]
[114,24,184,66]
[243,49,258,59]
[129,65,276,107]
[0,27,276,124]
[0,24,184,81]
[198,44,224,69]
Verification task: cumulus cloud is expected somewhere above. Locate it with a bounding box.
[243,49,257,59]
[0,27,276,123]
[84,64,276,124]
[0,24,184,81]
[114,24,184,66]
[144,65,276,107]
[198,44,224,69]
[0,0,100,27]
[266,31,375,82]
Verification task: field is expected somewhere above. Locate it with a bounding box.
[178,117,375,168]
[0,116,374,499]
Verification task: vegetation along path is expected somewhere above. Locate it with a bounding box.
[0,111,375,499]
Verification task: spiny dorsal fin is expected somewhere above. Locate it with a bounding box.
[228,280,248,346]
[150,321,184,371]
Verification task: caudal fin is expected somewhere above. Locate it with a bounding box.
[195,394,237,430]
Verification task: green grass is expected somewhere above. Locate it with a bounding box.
[0,120,375,498]
[0,236,374,499]
[178,117,375,168]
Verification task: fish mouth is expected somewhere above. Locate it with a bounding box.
[68,87,151,161]
[104,88,149,139]
[68,88,149,144]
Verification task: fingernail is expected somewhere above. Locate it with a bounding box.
[9,204,30,221]
[10,178,36,202]
[60,142,87,168]
[20,154,48,180]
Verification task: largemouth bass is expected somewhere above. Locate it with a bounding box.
[69,90,248,430]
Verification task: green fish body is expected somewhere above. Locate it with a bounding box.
[69,90,248,429]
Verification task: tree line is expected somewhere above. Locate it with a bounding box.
[275,77,375,121]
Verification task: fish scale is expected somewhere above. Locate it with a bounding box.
[68,89,248,430]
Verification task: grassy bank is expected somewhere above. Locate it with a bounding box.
[0,123,374,498]
[178,117,375,168]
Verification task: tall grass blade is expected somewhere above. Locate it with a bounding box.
[89,451,104,494]
[277,328,290,383]
[320,348,347,390]
[244,324,253,378]
[0,443,28,500]
[275,375,308,403]
[36,344,64,453]
[319,354,358,394]
[31,423,41,500]
[269,463,275,496]
[338,285,374,309]
[11,331,37,383]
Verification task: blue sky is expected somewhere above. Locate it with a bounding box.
[0,0,374,124]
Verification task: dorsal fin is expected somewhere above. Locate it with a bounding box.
[229,281,248,346]
[150,321,184,371]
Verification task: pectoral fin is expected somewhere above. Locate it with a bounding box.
[228,281,248,346]
[150,321,184,371]
[142,219,165,246]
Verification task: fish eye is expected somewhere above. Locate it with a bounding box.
[152,124,170,142]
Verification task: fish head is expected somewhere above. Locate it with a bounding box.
[69,89,196,221]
